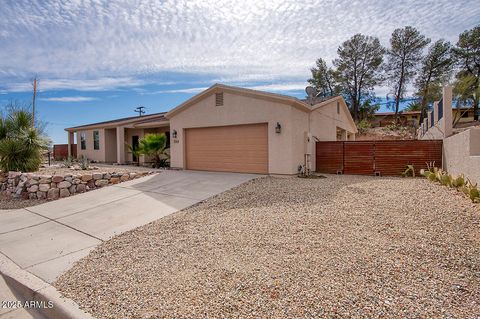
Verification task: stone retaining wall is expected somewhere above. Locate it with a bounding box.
[0,171,154,200]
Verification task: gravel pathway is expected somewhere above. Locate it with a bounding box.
[55,175,480,318]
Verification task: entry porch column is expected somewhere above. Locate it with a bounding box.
[67,131,74,157]
[116,126,126,164]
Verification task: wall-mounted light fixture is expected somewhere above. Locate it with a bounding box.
[275,122,281,134]
[172,130,177,138]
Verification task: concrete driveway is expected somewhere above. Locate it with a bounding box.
[0,170,258,283]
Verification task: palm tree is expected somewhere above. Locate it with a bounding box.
[138,133,170,168]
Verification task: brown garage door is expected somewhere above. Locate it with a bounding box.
[185,123,268,174]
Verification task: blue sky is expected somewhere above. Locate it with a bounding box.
[1,0,479,144]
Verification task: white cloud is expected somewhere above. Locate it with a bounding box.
[0,0,478,90]
[39,96,97,102]
[2,77,146,93]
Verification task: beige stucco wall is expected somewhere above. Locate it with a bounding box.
[310,99,355,141]
[76,129,106,162]
[443,128,480,185]
[169,92,310,174]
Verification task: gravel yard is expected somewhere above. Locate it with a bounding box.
[56,175,480,318]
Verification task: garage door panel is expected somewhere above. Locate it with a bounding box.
[185,123,268,174]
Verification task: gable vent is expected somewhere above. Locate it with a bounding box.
[215,92,224,106]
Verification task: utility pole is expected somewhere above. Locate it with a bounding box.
[32,76,37,126]
[134,106,145,116]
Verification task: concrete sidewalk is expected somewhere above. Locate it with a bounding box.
[0,171,258,284]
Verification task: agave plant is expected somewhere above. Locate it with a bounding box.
[440,174,453,187]
[402,164,415,177]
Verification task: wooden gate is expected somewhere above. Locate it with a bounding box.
[316,140,442,176]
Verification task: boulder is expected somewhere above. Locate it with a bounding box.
[52,175,64,183]
[65,176,73,183]
[81,174,93,182]
[57,181,72,189]
[59,188,70,198]
[103,173,111,179]
[120,174,130,181]
[8,171,22,179]
[26,179,39,186]
[38,184,50,192]
[95,179,109,187]
[73,178,81,185]
[36,191,46,199]
[47,188,60,200]
[69,185,76,194]
[76,184,86,193]
[28,185,39,193]
[92,173,103,180]
[110,177,120,184]
[87,180,95,189]
[38,177,52,184]
[129,173,137,179]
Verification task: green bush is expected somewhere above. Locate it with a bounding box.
[0,108,49,172]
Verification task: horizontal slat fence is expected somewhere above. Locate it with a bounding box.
[316,140,442,176]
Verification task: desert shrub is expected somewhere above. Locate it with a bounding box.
[0,108,49,172]
[356,119,371,134]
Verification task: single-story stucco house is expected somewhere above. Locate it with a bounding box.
[65,84,357,175]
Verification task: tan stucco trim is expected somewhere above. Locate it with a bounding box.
[165,84,311,119]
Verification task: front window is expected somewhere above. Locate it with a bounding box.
[80,132,86,150]
[93,131,100,150]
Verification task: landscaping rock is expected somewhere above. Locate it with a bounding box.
[110,177,120,184]
[65,176,73,183]
[38,184,50,192]
[81,174,93,182]
[95,179,109,187]
[27,179,39,186]
[73,178,81,185]
[36,191,46,200]
[8,171,22,179]
[28,193,37,200]
[59,188,70,198]
[47,188,60,200]
[38,177,52,184]
[51,182,57,188]
[57,181,72,189]
[120,174,130,181]
[76,184,86,193]
[52,175,64,183]
[28,185,39,193]
[69,185,77,194]
[129,173,137,179]
[92,173,103,180]
[103,173,111,179]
